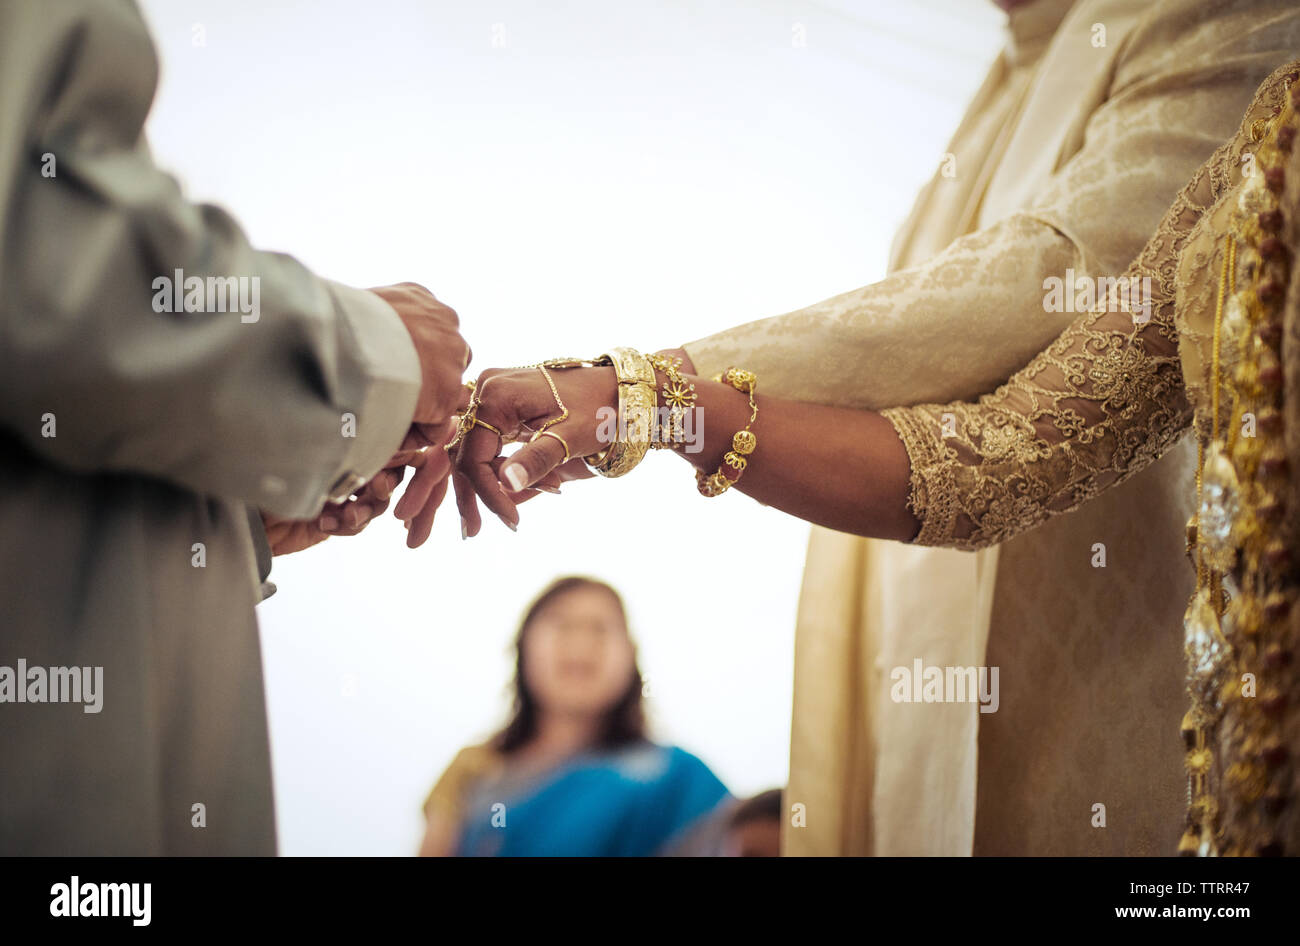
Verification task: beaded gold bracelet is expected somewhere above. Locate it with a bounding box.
[697,366,758,497]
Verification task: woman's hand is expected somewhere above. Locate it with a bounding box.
[445,363,619,536]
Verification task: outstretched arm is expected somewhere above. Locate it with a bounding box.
[442,78,1267,547]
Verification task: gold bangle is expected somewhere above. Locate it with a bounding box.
[583,347,657,477]
[696,366,758,497]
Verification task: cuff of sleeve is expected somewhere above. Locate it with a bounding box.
[243,505,277,601]
[879,406,957,548]
[317,281,422,507]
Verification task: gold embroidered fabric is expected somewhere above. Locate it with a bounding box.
[883,63,1299,552]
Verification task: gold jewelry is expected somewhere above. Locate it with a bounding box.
[583,347,658,477]
[473,417,504,437]
[1180,80,1298,857]
[697,366,758,497]
[647,353,697,450]
[445,379,486,453]
[531,428,571,462]
[533,365,569,435]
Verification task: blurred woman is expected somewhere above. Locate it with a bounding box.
[418,576,731,856]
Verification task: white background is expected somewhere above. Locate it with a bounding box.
[138,0,1004,855]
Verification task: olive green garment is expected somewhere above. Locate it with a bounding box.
[0,0,420,854]
[685,0,1300,855]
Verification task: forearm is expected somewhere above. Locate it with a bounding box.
[665,368,919,542]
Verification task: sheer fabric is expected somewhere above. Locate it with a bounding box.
[883,64,1298,551]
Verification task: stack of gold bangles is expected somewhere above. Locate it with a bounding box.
[584,347,658,477]
[587,349,760,495]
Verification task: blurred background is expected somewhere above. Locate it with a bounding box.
[137,0,1003,854]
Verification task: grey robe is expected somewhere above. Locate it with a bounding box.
[0,0,421,854]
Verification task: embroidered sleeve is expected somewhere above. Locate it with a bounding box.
[881,128,1246,551]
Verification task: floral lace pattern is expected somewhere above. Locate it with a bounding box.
[881,66,1295,551]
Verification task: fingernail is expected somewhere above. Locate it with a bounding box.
[506,520,518,533]
[503,464,528,492]
[320,516,339,531]
[461,517,468,540]
[537,484,561,495]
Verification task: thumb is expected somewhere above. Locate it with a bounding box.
[500,431,570,492]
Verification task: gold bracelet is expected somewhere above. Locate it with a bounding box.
[583,347,658,477]
[647,353,698,450]
[697,367,758,497]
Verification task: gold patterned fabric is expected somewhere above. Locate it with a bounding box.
[887,61,1300,852]
[882,167,1215,548]
[685,0,1300,855]
[882,67,1300,548]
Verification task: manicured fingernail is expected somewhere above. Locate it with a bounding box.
[320,516,339,531]
[503,464,528,492]
[461,517,468,540]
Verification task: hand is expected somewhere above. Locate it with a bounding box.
[388,419,459,547]
[261,465,406,555]
[445,363,621,536]
[371,283,471,425]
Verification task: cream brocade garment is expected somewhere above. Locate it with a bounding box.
[884,60,1300,851]
[684,0,1300,855]
[883,68,1294,551]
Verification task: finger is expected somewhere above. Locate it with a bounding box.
[521,463,564,495]
[498,426,571,492]
[405,469,450,548]
[488,456,546,501]
[387,420,454,472]
[351,494,393,532]
[392,460,433,521]
[319,500,369,536]
[393,446,450,520]
[368,467,402,503]
[452,467,482,538]
[412,418,456,449]
[346,495,390,532]
[459,424,518,530]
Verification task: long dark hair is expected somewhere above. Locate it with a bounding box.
[490,576,647,755]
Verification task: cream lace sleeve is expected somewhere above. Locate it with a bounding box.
[882,127,1248,551]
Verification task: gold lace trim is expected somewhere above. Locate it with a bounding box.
[882,89,1273,551]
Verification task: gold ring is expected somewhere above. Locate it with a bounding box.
[530,429,570,462]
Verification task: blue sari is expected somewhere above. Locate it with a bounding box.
[455,741,730,857]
